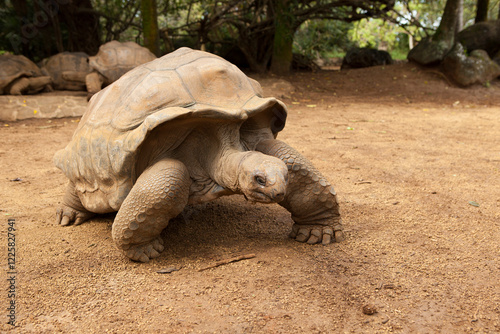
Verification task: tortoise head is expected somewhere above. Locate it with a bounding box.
[237,152,288,203]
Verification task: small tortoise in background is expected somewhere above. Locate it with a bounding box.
[85,40,157,98]
[41,52,92,91]
[54,47,343,262]
[0,54,52,95]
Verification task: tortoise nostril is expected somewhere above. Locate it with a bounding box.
[274,192,285,201]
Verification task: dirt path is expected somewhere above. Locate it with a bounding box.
[1,63,499,333]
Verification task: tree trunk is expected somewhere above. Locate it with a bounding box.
[34,1,64,54]
[475,0,489,23]
[10,0,30,55]
[141,0,160,56]
[237,21,275,73]
[408,0,460,65]
[238,41,272,73]
[456,0,464,33]
[435,0,461,41]
[270,0,295,75]
[58,0,101,55]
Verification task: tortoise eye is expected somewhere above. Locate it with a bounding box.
[255,175,266,186]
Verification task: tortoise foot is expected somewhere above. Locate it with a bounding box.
[289,222,344,245]
[56,205,95,226]
[123,237,165,263]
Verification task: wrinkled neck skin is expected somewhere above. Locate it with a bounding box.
[137,120,287,204]
[207,123,288,203]
[155,121,250,198]
[204,123,250,193]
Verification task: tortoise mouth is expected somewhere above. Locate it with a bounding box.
[244,192,273,204]
[243,189,285,204]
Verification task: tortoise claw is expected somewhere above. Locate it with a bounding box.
[290,224,343,244]
[56,205,94,226]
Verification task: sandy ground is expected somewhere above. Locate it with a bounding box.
[1,62,499,333]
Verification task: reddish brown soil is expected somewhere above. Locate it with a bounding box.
[1,62,499,333]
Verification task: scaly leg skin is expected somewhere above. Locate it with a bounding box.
[56,182,96,226]
[9,77,30,95]
[10,76,52,94]
[85,72,104,100]
[112,159,191,263]
[27,76,52,92]
[256,139,344,245]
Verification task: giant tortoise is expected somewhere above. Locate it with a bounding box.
[85,41,157,97]
[0,54,51,95]
[41,52,91,91]
[54,47,343,262]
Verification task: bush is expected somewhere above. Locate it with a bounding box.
[294,20,357,60]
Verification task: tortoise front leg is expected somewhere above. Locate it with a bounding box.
[27,76,52,92]
[256,139,344,244]
[85,72,104,99]
[112,159,191,263]
[56,181,95,226]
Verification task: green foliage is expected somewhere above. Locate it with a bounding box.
[2,0,495,70]
[0,2,60,60]
[92,0,142,42]
[389,47,408,60]
[349,18,401,49]
[293,20,356,59]
[301,0,500,61]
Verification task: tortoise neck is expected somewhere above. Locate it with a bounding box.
[214,150,253,192]
[209,123,248,192]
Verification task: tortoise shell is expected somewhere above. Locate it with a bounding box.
[54,47,287,213]
[41,52,91,90]
[89,41,157,83]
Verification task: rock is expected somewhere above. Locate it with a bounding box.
[362,304,377,315]
[292,53,321,71]
[442,43,500,86]
[493,50,500,66]
[341,48,393,70]
[0,92,87,121]
[457,19,500,58]
[408,36,454,66]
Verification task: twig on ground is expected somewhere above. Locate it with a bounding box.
[471,305,480,322]
[422,70,454,87]
[198,254,256,272]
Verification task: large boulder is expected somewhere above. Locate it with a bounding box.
[341,47,393,70]
[457,20,500,58]
[407,36,454,66]
[493,50,500,66]
[442,43,500,86]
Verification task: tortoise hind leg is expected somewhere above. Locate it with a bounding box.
[10,76,52,95]
[9,78,30,95]
[112,159,191,263]
[256,139,344,244]
[56,181,95,226]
